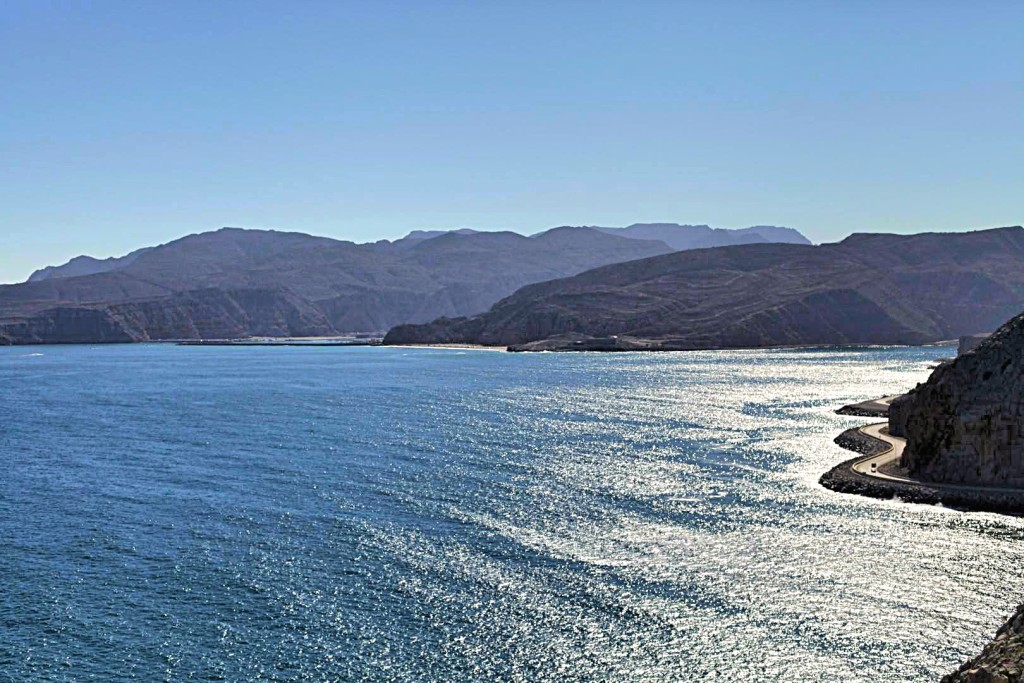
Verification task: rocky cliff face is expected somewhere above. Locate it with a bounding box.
[0,307,139,344]
[385,227,1024,351]
[891,308,1024,486]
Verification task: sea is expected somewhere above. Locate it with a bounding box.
[2,343,1022,682]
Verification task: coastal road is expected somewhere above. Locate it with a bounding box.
[850,423,1024,494]
[850,423,907,481]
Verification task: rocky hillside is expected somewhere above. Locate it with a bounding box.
[889,305,1024,486]
[0,227,673,344]
[384,227,1024,350]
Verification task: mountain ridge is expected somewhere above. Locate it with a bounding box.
[383,226,1024,351]
[0,225,677,343]
[589,223,811,250]
[19,223,811,284]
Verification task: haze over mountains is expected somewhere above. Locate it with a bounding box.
[385,227,1024,351]
[591,223,809,251]
[23,223,809,283]
[0,222,810,344]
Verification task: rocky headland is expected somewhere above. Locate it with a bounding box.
[890,308,1024,487]
[821,308,1024,511]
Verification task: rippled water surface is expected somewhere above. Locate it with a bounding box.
[2,344,1023,681]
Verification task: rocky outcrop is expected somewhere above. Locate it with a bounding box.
[888,395,914,438]
[893,309,1024,486]
[960,334,991,356]
[943,605,1024,682]
[385,227,1024,351]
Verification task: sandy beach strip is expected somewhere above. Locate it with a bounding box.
[385,343,508,352]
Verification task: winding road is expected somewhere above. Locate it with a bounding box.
[849,422,1024,495]
[850,422,908,481]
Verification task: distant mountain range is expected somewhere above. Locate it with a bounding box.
[0,222,809,344]
[23,223,809,283]
[591,223,809,250]
[384,227,1024,351]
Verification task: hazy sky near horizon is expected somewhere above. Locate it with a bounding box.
[2,0,1022,283]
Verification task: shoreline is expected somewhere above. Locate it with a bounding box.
[821,424,1024,515]
[3,336,956,353]
[825,396,1024,680]
[177,340,380,347]
[385,343,508,352]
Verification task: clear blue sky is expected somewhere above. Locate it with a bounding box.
[2,0,1022,283]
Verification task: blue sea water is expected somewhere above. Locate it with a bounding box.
[2,344,1022,682]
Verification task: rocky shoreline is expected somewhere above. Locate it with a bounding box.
[820,433,1024,515]
[942,605,1024,682]
[834,398,892,418]
[825,420,1024,680]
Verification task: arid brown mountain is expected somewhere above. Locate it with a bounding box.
[0,226,679,344]
[384,226,1024,350]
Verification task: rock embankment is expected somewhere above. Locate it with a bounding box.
[942,605,1024,682]
[821,420,1024,514]
[835,396,893,418]
[832,426,890,456]
[819,454,1024,514]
